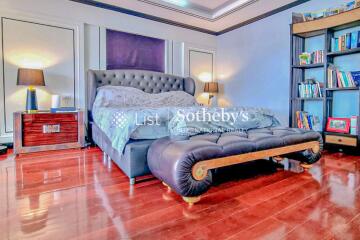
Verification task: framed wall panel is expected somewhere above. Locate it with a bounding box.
[172,41,185,76]
[187,48,215,104]
[1,18,76,133]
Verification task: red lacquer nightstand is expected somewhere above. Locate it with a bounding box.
[13,111,85,155]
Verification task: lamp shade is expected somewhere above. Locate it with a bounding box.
[17,68,45,86]
[204,82,219,94]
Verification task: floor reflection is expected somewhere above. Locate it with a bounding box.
[19,194,50,234]
[16,155,86,195]
[0,148,359,240]
[15,153,87,238]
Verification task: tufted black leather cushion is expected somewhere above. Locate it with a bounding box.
[147,127,323,197]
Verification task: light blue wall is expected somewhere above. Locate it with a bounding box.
[216,0,347,125]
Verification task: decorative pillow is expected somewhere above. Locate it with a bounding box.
[93,85,198,108]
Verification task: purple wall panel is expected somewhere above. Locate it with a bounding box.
[106,29,165,72]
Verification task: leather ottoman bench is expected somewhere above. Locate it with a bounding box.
[147,127,323,205]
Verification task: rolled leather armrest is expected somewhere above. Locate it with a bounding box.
[282,132,323,164]
[148,137,213,197]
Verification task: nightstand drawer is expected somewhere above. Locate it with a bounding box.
[325,135,357,147]
[23,113,77,122]
[23,121,78,147]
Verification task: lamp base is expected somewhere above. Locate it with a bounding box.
[208,95,218,107]
[26,87,38,113]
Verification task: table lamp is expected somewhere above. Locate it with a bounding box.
[204,82,219,106]
[17,68,45,112]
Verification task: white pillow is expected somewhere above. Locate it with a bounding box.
[93,85,198,108]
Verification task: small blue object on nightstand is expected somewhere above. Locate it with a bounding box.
[50,107,77,113]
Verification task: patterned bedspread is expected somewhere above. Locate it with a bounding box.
[92,85,280,153]
[93,106,280,153]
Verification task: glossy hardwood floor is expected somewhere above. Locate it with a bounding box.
[0,147,359,240]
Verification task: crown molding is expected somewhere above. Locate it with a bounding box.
[69,0,310,36]
[218,0,310,35]
[70,0,217,35]
[136,0,260,22]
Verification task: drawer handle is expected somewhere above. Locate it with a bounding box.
[43,125,61,133]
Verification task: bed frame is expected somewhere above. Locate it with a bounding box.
[87,69,196,184]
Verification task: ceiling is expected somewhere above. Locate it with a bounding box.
[139,0,258,19]
[75,0,306,34]
[186,0,233,10]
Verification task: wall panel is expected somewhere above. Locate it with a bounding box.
[187,49,215,105]
[1,18,76,133]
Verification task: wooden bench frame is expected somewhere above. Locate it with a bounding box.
[164,141,320,205]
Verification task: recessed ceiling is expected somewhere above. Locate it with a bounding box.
[186,0,233,10]
[140,0,259,19]
[73,0,305,34]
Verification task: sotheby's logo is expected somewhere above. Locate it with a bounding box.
[174,108,248,125]
[111,108,250,128]
[112,111,129,128]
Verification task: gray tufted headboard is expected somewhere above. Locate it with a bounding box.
[87,69,196,121]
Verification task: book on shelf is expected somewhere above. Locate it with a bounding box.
[296,111,321,131]
[299,50,323,65]
[50,107,77,113]
[351,71,360,86]
[292,1,359,23]
[292,12,305,24]
[350,116,359,135]
[331,31,360,52]
[298,79,323,98]
[327,64,359,88]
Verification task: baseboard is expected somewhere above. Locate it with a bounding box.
[0,134,12,144]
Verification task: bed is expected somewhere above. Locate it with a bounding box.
[87,69,196,184]
[88,69,323,195]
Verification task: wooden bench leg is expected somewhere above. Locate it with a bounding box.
[273,156,284,163]
[183,196,201,206]
[300,163,313,170]
[162,182,172,193]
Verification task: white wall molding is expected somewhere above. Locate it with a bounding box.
[0,9,84,143]
[183,43,216,105]
[183,43,216,79]
[0,0,216,47]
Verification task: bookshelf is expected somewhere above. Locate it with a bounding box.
[327,47,360,57]
[292,63,324,69]
[290,9,360,151]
